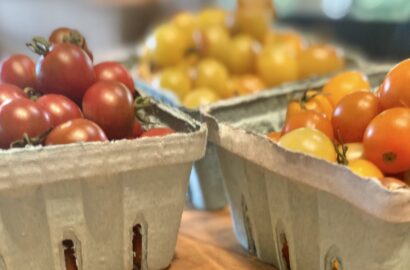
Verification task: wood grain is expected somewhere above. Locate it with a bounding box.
[169,208,276,270]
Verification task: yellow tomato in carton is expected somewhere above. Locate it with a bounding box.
[348,159,384,179]
[197,8,227,30]
[159,68,191,99]
[172,12,198,49]
[183,87,219,109]
[226,34,257,74]
[195,58,229,98]
[196,26,231,64]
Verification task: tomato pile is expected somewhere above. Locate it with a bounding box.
[138,7,346,109]
[0,28,175,150]
[267,59,410,189]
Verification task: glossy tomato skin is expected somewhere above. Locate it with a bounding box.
[82,81,134,140]
[0,54,36,88]
[322,71,370,107]
[278,127,337,162]
[141,127,176,137]
[378,59,410,109]
[282,110,334,139]
[36,94,83,127]
[348,159,384,179]
[36,43,95,104]
[332,91,382,143]
[0,83,27,106]
[45,119,107,145]
[0,98,51,149]
[94,62,135,96]
[363,108,410,173]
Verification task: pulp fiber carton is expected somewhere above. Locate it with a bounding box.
[202,68,406,270]
[0,101,207,270]
[134,47,366,211]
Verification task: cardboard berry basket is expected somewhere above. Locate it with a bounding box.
[134,34,367,211]
[200,67,408,270]
[0,101,206,270]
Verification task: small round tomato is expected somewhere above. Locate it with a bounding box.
[159,68,191,99]
[286,90,333,120]
[36,94,83,127]
[195,59,228,98]
[348,159,384,179]
[0,98,51,149]
[379,177,407,190]
[257,45,298,87]
[233,7,271,41]
[378,58,410,109]
[226,34,256,74]
[0,54,36,88]
[298,44,345,79]
[172,12,197,48]
[322,71,371,107]
[332,91,382,143]
[183,88,219,109]
[45,119,107,145]
[278,128,337,162]
[0,83,27,106]
[283,110,334,139]
[141,127,176,138]
[94,61,135,96]
[363,108,410,173]
[196,26,231,63]
[148,24,186,67]
[82,81,134,140]
[272,31,306,56]
[49,27,93,61]
[35,42,96,104]
[267,131,281,142]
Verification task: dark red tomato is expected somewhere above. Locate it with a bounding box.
[0,83,27,106]
[332,91,382,143]
[0,98,51,149]
[49,27,93,61]
[282,110,334,139]
[36,43,95,104]
[36,94,83,127]
[141,127,176,138]
[132,119,143,138]
[363,108,410,173]
[82,81,134,140]
[0,54,36,88]
[45,119,107,145]
[94,62,135,96]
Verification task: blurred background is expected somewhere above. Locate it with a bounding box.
[0,0,409,61]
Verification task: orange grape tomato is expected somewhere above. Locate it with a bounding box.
[267,131,281,142]
[348,159,384,179]
[332,91,382,143]
[298,44,345,79]
[378,58,410,109]
[286,90,333,120]
[363,108,410,174]
[283,110,334,139]
[322,71,371,107]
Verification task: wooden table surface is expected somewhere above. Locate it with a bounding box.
[169,208,277,270]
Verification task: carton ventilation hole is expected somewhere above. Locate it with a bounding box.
[62,239,78,270]
[132,224,143,270]
[331,258,342,270]
[280,233,291,270]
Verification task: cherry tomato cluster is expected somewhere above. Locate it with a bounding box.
[267,59,410,190]
[0,28,175,150]
[138,7,345,109]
